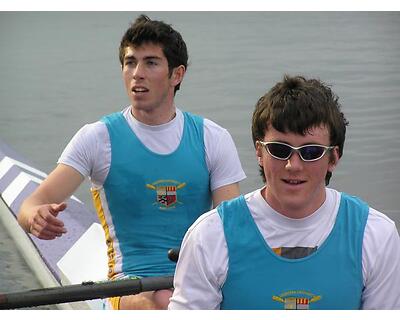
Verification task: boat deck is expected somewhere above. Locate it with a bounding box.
[0,139,106,309]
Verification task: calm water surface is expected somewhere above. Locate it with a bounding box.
[0,12,399,297]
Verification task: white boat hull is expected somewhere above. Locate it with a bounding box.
[0,139,107,309]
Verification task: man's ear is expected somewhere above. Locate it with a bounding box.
[328,146,340,172]
[255,141,264,166]
[171,65,186,87]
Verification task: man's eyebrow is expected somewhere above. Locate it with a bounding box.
[124,55,136,61]
[124,55,162,61]
[143,56,163,60]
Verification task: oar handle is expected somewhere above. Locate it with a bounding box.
[0,275,173,309]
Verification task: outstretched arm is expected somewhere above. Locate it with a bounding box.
[18,164,84,240]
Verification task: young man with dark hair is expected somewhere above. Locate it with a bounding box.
[18,15,246,309]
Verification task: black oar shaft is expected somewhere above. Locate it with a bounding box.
[0,276,173,309]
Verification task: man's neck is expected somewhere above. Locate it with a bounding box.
[261,186,327,220]
[130,105,176,126]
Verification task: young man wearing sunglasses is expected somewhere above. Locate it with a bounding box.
[169,75,400,310]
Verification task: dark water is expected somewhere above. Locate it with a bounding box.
[1,12,399,298]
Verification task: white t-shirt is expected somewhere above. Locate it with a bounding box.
[169,188,400,310]
[58,107,246,192]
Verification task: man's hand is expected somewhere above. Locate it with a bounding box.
[119,289,173,309]
[17,164,84,239]
[28,203,67,240]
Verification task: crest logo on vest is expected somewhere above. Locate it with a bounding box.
[146,179,186,209]
[272,290,321,310]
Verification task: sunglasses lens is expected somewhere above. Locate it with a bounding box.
[267,143,292,159]
[299,146,325,161]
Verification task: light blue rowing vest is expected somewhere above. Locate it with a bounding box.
[218,193,369,310]
[101,111,211,278]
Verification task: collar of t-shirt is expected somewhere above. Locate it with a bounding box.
[245,188,339,250]
[122,106,184,155]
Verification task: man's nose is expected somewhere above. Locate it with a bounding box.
[133,63,145,79]
[285,151,303,171]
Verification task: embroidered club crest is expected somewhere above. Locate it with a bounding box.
[272,290,321,310]
[157,185,177,207]
[146,179,186,209]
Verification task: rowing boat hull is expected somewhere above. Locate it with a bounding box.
[0,139,107,309]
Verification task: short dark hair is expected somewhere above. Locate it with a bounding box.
[252,75,349,185]
[119,15,188,93]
